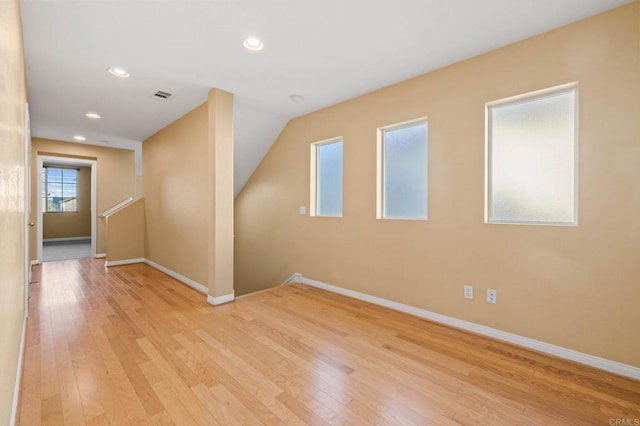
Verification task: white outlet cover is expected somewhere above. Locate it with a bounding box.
[487,289,497,304]
[464,285,473,299]
[299,206,306,215]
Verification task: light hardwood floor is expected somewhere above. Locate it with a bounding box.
[17,259,640,425]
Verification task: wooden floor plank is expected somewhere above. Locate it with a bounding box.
[18,259,640,425]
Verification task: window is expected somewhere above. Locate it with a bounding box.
[377,119,428,220]
[310,138,343,217]
[486,83,577,225]
[42,167,78,212]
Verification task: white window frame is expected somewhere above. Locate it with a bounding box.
[310,137,343,217]
[43,166,79,213]
[376,117,428,221]
[485,82,579,226]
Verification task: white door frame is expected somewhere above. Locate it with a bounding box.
[36,155,97,263]
[24,104,31,315]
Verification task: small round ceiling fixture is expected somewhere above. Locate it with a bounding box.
[243,37,264,51]
[85,112,101,119]
[73,135,86,141]
[290,94,304,103]
[107,67,130,78]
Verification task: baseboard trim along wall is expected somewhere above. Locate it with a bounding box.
[283,272,302,284]
[207,293,235,306]
[142,258,209,295]
[10,315,27,426]
[105,258,237,305]
[43,236,91,242]
[104,258,145,267]
[288,273,640,381]
[95,253,106,258]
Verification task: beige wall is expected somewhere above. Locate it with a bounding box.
[43,166,91,239]
[143,103,209,285]
[0,0,27,423]
[235,3,640,367]
[30,138,136,258]
[106,198,145,262]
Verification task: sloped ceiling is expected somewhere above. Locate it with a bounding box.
[19,0,632,195]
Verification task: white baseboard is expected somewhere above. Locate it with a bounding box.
[107,257,235,306]
[290,274,640,381]
[283,272,302,284]
[10,315,27,426]
[207,293,235,306]
[143,258,208,295]
[29,260,39,266]
[105,258,145,267]
[43,236,91,242]
[95,253,106,258]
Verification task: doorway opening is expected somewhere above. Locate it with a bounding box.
[36,155,97,263]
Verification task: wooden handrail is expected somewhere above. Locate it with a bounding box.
[99,197,134,218]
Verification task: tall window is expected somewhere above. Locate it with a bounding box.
[310,138,343,217]
[377,119,428,220]
[42,167,78,212]
[486,83,577,225]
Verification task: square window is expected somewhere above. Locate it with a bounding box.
[486,84,578,225]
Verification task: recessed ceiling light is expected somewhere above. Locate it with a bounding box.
[243,37,264,51]
[85,112,101,119]
[107,67,130,78]
[73,135,86,141]
[290,94,304,103]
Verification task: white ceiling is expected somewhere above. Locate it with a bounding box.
[20,0,632,195]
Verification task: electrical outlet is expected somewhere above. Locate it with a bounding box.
[487,289,497,304]
[463,285,473,299]
[299,206,306,215]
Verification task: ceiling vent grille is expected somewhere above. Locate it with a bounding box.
[152,90,173,101]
